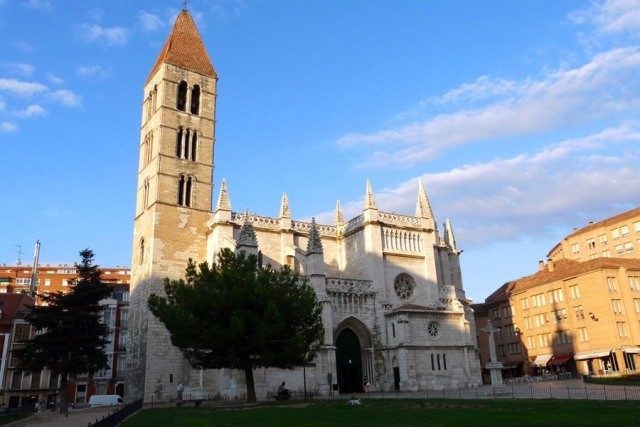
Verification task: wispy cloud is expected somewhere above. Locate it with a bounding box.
[323,124,640,248]
[76,65,110,78]
[24,0,53,11]
[570,0,640,36]
[210,0,246,19]
[14,104,46,118]
[77,23,129,46]
[337,47,640,168]
[1,62,35,76]
[0,78,48,97]
[47,89,81,107]
[47,73,63,84]
[139,11,164,32]
[0,122,18,132]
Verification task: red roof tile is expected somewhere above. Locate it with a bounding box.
[147,10,217,84]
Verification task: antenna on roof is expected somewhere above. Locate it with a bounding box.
[13,244,24,266]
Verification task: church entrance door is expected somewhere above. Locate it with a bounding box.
[336,328,363,394]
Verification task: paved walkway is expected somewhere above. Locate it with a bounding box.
[4,405,123,427]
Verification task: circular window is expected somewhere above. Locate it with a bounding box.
[394,274,415,301]
[427,321,440,339]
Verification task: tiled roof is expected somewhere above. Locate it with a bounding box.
[0,293,33,326]
[146,10,217,84]
[483,257,640,304]
[566,207,640,240]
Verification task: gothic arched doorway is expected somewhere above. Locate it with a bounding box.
[116,383,125,398]
[336,328,363,393]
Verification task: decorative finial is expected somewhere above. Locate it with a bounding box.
[364,180,377,210]
[237,209,258,248]
[183,0,189,10]
[215,179,232,211]
[334,200,344,225]
[306,218,324,254]
[279,193,291,219]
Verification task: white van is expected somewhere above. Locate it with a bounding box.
[88,394,124,407]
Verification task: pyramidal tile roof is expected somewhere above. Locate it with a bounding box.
[146,10,217,84]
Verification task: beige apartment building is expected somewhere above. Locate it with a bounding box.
[474,207,640,383]
[548,207,640,262]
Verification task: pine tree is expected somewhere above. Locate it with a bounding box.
[15,249,112,413]
[148,248,324,403]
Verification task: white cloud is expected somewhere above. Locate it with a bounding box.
[47,89,81,107]
[77,23,129,46]
[337,47,640,168]
[14,104,46,118]
[0,122,18,132]
[0,78,48,97]
[570,0,640,36]
[24,0,53,11]
[2,62,35,76]
[139,11,164,32]
[47,73,63,84]
[76,65,110,78]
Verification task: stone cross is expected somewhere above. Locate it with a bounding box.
[481,319,501,363]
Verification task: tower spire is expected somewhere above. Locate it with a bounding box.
[415,179,436,230]
[307,218,324,254]
[237,209,258,249]
[334,200,344,225]
[215,179,232,211]
[444,218,457,251]
[364,180,377,210]
[147,9,217,84]
[279,193,291,218]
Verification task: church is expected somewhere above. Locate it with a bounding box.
[128,9,481,402]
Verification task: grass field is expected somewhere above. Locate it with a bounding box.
[584,374,640,386]
[0,413,30,425]
[121,398,640,426]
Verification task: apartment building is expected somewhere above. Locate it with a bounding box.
[0,265,130,301]
[548,207,640,262]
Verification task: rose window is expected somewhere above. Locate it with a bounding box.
[394,274,415,301]
[427,321,440,339]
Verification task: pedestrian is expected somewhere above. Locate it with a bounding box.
[177,382,183,400]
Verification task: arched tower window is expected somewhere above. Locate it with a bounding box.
[184,129,191,160]
[191,85,200,115]
[143,179,150,209]
[176,80,188,111]
[177,175,192,207]
[191,132,197,161]
[139,238,145,265]
[394,273,415,301]
[176,128,183,158]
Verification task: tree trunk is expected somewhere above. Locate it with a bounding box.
[59,373,69,414]
[244,365,256,403]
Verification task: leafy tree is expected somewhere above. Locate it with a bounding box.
[15,249,112,413]
[148,248,324,403]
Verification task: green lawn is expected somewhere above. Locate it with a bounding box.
[0,413,31,425]
[121,398,640,426]
[584,374,640,386]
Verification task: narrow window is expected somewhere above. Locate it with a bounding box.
[139,238,145,265]
[176,128,183,157]
[185,177,192,207]
[392,323,395,338]
[177,81,187,111]
[431,354,434,370]
[437,354,441,370]
[147,132,153,164]
[184,129,190,160]
[178,175,185,205]
[152,84,158,112]
[191,133,197,161]
[143,179,149,209]
[191,85,200,114]
[443,354,447,370]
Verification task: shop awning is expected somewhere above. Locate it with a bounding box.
[574,350,612,360]
[621,347,640,354]
[530,353,553,367]
[549,354,573,365]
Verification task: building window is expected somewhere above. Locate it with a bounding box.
[573,305,584,320]
[552,308,567,323]
[624,242,634,254]
[617,322,628,337]
[532,293,546,308]
[615,244,624,256]
[431,354,434,370]
[621,225,630,237]
[527,336,536,349]
[602,249,611,257]
[139,238,145,265]
[612,299,624,315]
[493,308,500,320]
[498,345,505,356]
[11,371,22,389]
[143,179,150,209]
[191,132,197,161]
[521,298,529,310]
[427,321,440,339]
[191,85,200,115]
[587,238,596,250]
[578,327,589,342]
[571,243,580,254]
[394,274,415,301]
[607,277,618,292]
[44,279,50,287]
[443,354,447,370]
[634,298,640,313]
[177,80,188,111]
[548,288,564,303]
[634,221,640,233]
[524,316,533,330]
[502,306,513,318]
[569,285,580,299]
[15,324,30,341]
[599,234,608,245]
[177,175,192,207]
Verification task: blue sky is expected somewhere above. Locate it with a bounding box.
[1,0,639,303]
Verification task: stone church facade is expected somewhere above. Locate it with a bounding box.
[128,10,481,402]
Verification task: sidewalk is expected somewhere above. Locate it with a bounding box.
[5,405,123,427]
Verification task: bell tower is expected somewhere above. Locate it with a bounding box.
[128,9,218,401]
